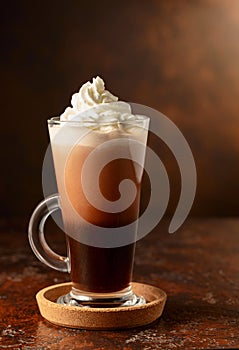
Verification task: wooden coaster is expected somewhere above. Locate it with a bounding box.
[36,282,167,330]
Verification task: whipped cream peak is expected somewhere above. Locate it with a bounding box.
[61,76,118,121]
[59,76,148,133]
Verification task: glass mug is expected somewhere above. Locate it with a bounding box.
[28,116,149,307]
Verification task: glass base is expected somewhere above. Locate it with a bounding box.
[57,286,146,308]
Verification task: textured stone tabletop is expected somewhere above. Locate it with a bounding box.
[0,218,238,349]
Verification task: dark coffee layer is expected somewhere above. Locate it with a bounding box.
[67,235,135,293]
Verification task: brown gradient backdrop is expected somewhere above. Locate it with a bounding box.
[1,0,239,218]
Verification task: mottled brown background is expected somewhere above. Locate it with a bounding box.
[1,0,239,219]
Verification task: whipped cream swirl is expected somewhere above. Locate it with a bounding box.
[60,76,147,132]
[61,76,119,121]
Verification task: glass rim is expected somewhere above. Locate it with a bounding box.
[47,116,150,126]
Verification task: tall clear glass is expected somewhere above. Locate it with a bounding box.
[28,115,149,307]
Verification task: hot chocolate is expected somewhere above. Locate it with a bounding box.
[48,76,149,304]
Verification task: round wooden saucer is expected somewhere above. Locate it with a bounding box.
[36,282,167,330]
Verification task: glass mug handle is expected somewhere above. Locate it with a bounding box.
[28,194,68,272]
